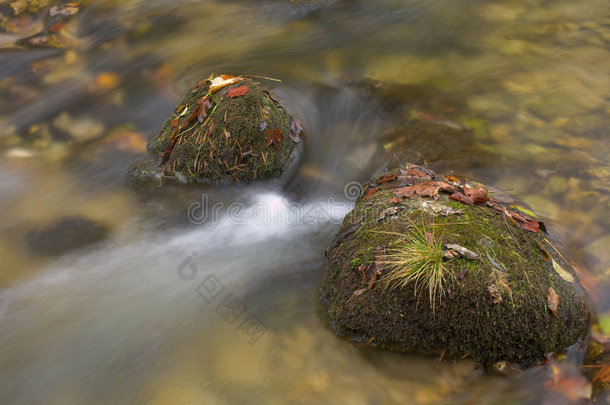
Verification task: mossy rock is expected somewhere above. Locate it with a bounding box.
[319,167,589,365]
[129,76,303,185]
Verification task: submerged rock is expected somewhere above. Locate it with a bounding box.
[24,216,108,256]
[319,165,589,365]
[129,75,303,185]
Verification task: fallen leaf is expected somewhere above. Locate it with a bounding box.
[388,196,402,204]
[50,4,80,17]
[405,164,435,178]
[548,287,559,316]
[197,96,213,123]
[226,85,249,98]
[171,118,179,128]
[362,187,378,201]
[289,118,303,142]
[49,21,65,33]
[425,232,435,245]
[209,75,243,93]
[376,174,398,184]
[449,192,474,206]
[395,181,456,198]
[422,201,463,216]
[463,185,490,204]
[443,244,481,260]
[10,0,27,15]
[488,284,503,304]
[377,206,402,221]
[552,259,575,283]
[265,129,283,148]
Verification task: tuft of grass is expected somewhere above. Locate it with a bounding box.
[380,222,452,313]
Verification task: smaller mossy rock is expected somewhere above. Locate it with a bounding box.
[24,216,109,256]
[130,75,303,185]
[319,165,589,365]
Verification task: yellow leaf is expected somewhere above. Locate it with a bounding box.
[552,259,574,283]
[209,75,243,93]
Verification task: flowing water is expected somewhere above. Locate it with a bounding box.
[0,0,608,403]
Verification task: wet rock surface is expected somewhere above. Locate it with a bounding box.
[319,165,589,365]
[129,75,303,185]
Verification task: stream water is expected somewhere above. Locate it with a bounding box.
[0,0,608,403]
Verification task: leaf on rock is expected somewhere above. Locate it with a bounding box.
[289,118,303,143]
[226,85,249,98]
[388,196,402,205]
[265,129,283,148]
[376,174,398,184]
[449,192,474,206]
[395,181,456,198]
[443,244,481,260]
[209,75,243,93]
[547,287,559,317]
[362,186,378,202]
[197,96,213,123]
[463,185,490,204]
[377,206,402,221]
[552,259,575,283]
[405,164,435,179]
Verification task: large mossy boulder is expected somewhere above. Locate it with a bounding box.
[320,165,589,365]
[129,75,303,185]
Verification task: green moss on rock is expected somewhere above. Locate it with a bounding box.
[129,76,302,184]
[319,168,589,365]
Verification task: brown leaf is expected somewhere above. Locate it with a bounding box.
[289,118,303,143]
[197,96,213,123]
[362,187,378,202]
[443,244,481,260]
[376,174,398,184]
[405,164,435,178]
[265,129,283,148]
[547,287,559,316]
[171,118,179,128]
[226,85,249,98]
[463,185,490,204]
[377,206,402,221]
[388,196,402,204]
[449,192,474,206]
[395,181,456,198]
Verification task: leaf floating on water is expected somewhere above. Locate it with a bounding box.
[265,129,283,148]
[547,287,559,316]
[289,118,303,143]
[209,75,243,93]
[552,259,574,283]
[226,85,249,98]
[443,244,481,260]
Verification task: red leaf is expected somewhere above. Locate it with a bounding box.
[547,287,559,316]
[226,85,249,98]
[265,129,283,148]
[171,118,179,128]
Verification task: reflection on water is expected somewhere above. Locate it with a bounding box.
[0,0,608,403]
